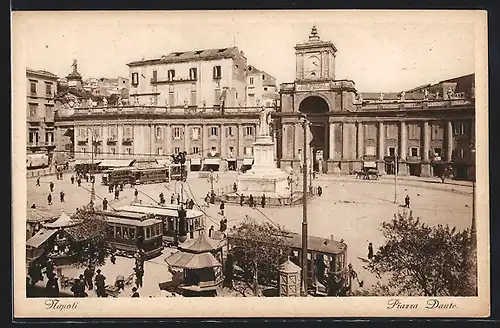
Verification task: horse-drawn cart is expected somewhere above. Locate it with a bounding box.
[354,161,380,180]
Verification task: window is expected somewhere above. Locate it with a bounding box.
[28,131,39,145]
[45,105,53,119]
[229,146,234,156]
[124,126,132,139]
[245,126,254,136]
[126,147,132,155]
[192,146,199,154]
[365,146,376,156]
[45,132,54,145]
[78,127,86,138]
[388,147,395,157]
[189,68,197,80]
[29,104,37,117]
[459,123,466,135]
[410,147,419,157]
[244,147,253,156]
[191,89,196,106]
[192,127,200,140]
[109,126,117,139]
[131,72,139,86]
[145,228,151,239]
[81,147,86,154]
[227,126,234,137]
[409,124,420,140]
[30,81,37,93]
[210,126,218,137]
[174,147,180,154]
[152,70,157,82]
[249,77,254,85]
[155,126,163,140]
[213,66,222,79]
[157,147,164,155]
[168,89,175,107]
[364,124,377,139]
[432,124,444,140]
[434,148,442,157]
[167,69,175,81]
[264,87,268,91]
[173,127,181,139]
[45,83,52,96]
[215,89,221,105]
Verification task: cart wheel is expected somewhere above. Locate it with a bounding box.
[369,174,376,180]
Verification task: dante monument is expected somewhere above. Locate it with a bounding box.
[236,106,289,196]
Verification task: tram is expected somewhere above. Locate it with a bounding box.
[101,210,164,259]
[101,167,134,186]
[117,203,205,246]
[169,163,188,181]
[131,166,168,185]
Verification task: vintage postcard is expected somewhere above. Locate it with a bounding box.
[12,10,489,318]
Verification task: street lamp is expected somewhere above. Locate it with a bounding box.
[286,172,297,206]
[300,114,310,296]
[207,169,219,202]
[86,127,97,205]
[394,150,398,204]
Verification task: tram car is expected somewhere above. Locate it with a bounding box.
[117,203,205,246]
[354,161,380,180]
[101,167,134,186]
[100,210,163,259]
[169,163,188,181]
[130,166,169,185]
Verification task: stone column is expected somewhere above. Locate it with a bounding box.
[117,124,123,159]
[184,124,190,153]
[342,123,349,160]
[446,120,453,162]
[165,124,172,155]
[202,124,209,157]
[328,122,335,159]
[357,122,364,158]
[297,54,304,79]
[237,124,244,158]
[282,123,289,158]
[102,125,108,159]
[423,121,430,161]
[220,123,225,157]
[400,121,407,159]
[150,124,155,156]
[294,123,300,159]
[378,122,385,159]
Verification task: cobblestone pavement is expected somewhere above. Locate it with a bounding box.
[27,171,473,295]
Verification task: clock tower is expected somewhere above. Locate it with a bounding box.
[295,26,337,81]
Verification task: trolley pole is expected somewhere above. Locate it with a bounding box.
[301,117,309,296]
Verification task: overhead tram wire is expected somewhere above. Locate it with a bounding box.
[51,146,219,159]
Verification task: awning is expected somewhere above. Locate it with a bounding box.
[43,212,82,229]
[98,159,134,168]
[157,159,171,166]
[165,251,221,269]
[26,228,57,248]
[204,158,220,166]
[363,161,377,168]
[73,159,100,165]
[243,158,254,166]
[190,158,202,165]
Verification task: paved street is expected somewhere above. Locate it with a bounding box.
[27,171,473,294]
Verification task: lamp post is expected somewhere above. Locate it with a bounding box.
[207,169,218,203]
[86,127,96,205]
[394,151,398,204]
[300,115,309,296]
[287,173,296,206]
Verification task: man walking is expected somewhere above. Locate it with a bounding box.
[219,201,225,216]
[404,194,411,208]
[83,266,94,290]
[102,198,108,211]
[209,225,214,238]
[94,269,107,297]
[71,175,75,184]
[177,194,180,205]
[49,181,54,192]
[47,193,52,205]
[240,194,244,206]
[36,177,40,186]
[114,188,120,200]
[368,242,374,260]
[59,191,65,202]
[77,178,81,187]
[317,186,323,197]
[249,194,254,208]
[261,194,266,208]
[170,194,175,204]
[134,265,144,289]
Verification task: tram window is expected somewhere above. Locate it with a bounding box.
[130,229,135,239]
[107,226,114,237]
[157,224,162,236]
[116,226,122,238]
[146,227,151,239]
[123,227,129,240]
[168,218,174,231]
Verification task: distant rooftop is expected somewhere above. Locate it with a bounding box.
[127,47,242,67]
[26,68,58,79]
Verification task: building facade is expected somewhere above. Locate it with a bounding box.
[277,26,475,180]
[246,65,279,107]
[26,68,59,158]
[127,47,249,108]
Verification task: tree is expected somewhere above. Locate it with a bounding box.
[366,210,476,296]
[64,205,111,268]
[228,216,291,296]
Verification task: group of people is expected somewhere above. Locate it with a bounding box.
[27,258,59,297]
[238,193,266,208]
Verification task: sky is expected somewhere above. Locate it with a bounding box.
[14,10,477,92]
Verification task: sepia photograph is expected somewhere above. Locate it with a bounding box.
[12,10,489,318]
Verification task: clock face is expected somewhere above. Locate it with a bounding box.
[308,56,319,76]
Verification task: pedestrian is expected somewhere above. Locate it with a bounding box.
[44,276,59,297]
[177,194,180,205]
[108,184,113,193]
[210,190,215,204]
[317,186,323,197]
[261,194,266,208]
[131,287,140,298]
[219,201,225,216]
[368,242,374,260]
[249,194,254,208]
[102,198,108,211]
[85,174,89,183]
[205,193,210,208]
[71,275,86,297]
[36,177,40,186]
[71,175,75,184]
[134,265,144,288]
[59,191,65,202]
[405,194,410,208]
[110,252,116,265]
[209,225,214,238]
[233,182,237,193]
[120,183,124,191]
[134,188,139,198]
[159,193,165,204]
[77,178,81,187]
[189,199,195,210]
[114,188,119,200]
[94,269,107,297]
[28,262,43,287]
[170,194,175,204]
[49,181,54,192]
[47,193,52,205]
[83,266,94,290]
[220,218,227,232]
[240,194,244,206]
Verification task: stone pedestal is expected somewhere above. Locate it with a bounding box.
[397,161,409,176]
[420,162,431,177]
[238,135,289,197]
[327,160,341,175]
[376,160,386,175]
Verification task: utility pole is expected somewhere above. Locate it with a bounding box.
[394,152,398,203]
[87,127,96,205]
[301,116,309,296]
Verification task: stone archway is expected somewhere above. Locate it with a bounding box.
[298,96,330,173]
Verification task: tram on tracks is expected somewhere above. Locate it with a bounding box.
[100,210,164,259]
[117,203,205,246]
[101,164,187,186]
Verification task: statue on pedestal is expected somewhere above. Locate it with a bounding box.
[259,106,272,136]
[87,98,94,108]
[423,89,429,100]
[117,97,123,107]
[135,97,140,106]
[379,93,384,101]
[400,91,406,101]
[102,97,108,107]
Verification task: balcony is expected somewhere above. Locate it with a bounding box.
[151,76,197,84]
[122,138,133,145]
[354,98,474,111]
[27,116,43,123]
[45,141,55,147]
[44,116,55,123]
[107,137,117,144]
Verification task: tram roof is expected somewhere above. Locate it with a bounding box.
[119,204,204,218]
[104,214,161,227]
